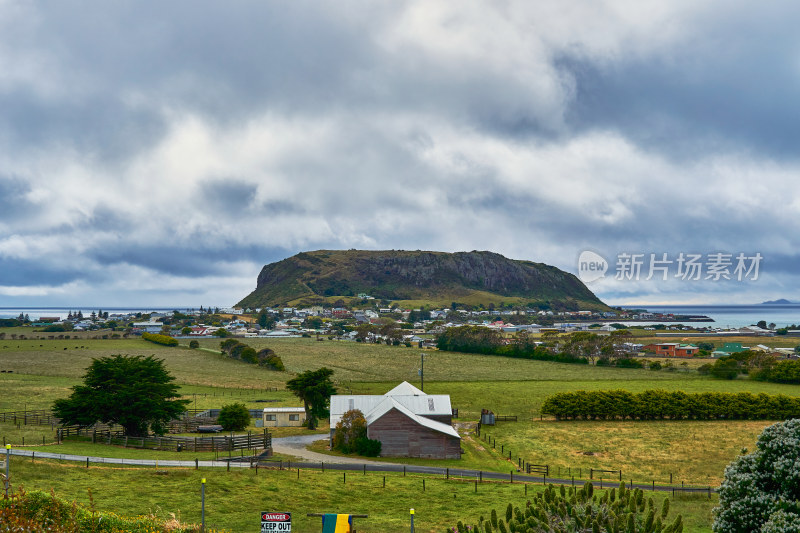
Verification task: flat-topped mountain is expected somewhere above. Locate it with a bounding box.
[237,250,607,310]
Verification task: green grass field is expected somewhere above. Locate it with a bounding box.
[5,458,716,532]
[2,333,796,531]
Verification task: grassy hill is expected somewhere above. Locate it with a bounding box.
[237,249,608,310]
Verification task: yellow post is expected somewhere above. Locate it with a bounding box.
[201,478,206,532]
[4,444,10,498]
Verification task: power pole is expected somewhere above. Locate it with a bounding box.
[420,353,424,392]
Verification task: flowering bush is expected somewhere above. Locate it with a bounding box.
[713,418,800,532]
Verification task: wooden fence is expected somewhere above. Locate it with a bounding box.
[0,410,60,426]
[57,427,271,452]
[0,407,253,433]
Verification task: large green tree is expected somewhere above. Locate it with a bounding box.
[286,367,337,429]
[52,355,189,437]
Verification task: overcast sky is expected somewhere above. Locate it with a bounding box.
[1,1,799,307]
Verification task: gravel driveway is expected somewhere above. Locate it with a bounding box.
[271,434,393,465]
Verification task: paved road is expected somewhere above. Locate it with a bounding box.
[4,445,716,495]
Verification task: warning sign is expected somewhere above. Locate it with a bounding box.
[261,512,291,532]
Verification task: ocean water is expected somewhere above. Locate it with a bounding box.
[3,304,799,329]
[618,305,800,329]
[0,307,201,321]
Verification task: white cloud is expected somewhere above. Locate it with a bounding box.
[0,1,799,305]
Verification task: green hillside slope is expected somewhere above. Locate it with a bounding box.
[237,249,607,310]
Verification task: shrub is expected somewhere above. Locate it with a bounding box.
[257,348,285,371]
[240,347,258,364]
[333,409,367,453]
[614,358,644,369]
[217,402,251,432]
[752,360,800,384]
[0,488,205,532]
[141,332,178,346]
[450,483,682,533]
[714,419,800,532]
[649,361,663,371]
[709,358,741,380]
[355,436,382,457]
[189,340,199,349]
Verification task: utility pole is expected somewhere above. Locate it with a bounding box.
[419,353,424,392]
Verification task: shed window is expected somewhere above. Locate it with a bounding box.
[289,414,299,421]
[265,414,276,421]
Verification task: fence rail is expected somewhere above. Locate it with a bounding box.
[57,427,272,452]
[0,410,60,426]
[527,463,549,476]
[590,468,622,481]
[494,415,518,422]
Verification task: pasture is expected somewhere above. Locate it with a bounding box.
[2,331,799,530]
[5,458,717,532]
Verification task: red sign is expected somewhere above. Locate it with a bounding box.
[262,513,290,521]
[261,512,291,532]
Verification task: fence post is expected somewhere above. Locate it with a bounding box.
[195,458,199,470]
[4,444,10,498]
[200,478,206,533]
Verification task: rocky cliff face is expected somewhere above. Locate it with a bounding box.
[237,249,605,308]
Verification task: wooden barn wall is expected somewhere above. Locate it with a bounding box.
[368,409,461,459]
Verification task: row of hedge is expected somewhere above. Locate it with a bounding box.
[219,338,285,370]
[141,332,178,346]
[436,326,589,365]
[541,389,800,421]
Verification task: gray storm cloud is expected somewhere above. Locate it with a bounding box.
[0,1,798,305]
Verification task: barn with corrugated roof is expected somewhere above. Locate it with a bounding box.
[330,381,461,459]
